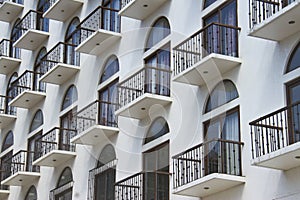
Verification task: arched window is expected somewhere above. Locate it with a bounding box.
[145,17,170,51]
[204,0,217,8]
[100,56,119,84]
[6,72,18,113]
[25,185,37,200]
[97,144,116,167]
[65,17,80,66]
[57,167,73,187]
[286,42,300,73]
[30,110,43,132]
[37,0,49,32]
[205,80,238,113]
[2,131,13,152]
[52,167,73,199]
[34,47,47,92]
[65,17,80,43]
[61,85,78,111]
[10,18,21,57]
[144,117,169,144]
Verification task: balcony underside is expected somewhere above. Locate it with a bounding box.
[43,0,84,21]
[173,53,241,86]
[249,1,300,41]
[39,63,80,85]
[1,172,40,186]
[0,1,23,22]
[75,30,121,55]
[115,93,172,119]
[33,150,76,167]
[119,0,169,20]
[14,30,49,51]
[252,142,300,170]
[71,125,119,145]
[9,91,46,109]
[173,173,245,198]
[0,190,9,199]
[0,57,21,75]
[0,114,16,129]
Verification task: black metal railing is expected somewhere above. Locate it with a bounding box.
[0,95,16,115]
[121,0,133,9]
[14,10,48,42]
[77,6,121,45]
[118,66,171,108]
[40,42,80,75]
[249,0,296,29]
[172,138,243,189]
[250,101,300,159]
[34,127,76,161]
[50,181,73,200]
[76,100,118,135]
[0,0,23,5]
[0,39,21,59]
[173,22,240,76]
[10,70,45,101]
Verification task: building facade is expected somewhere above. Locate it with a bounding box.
[0,0,299,199]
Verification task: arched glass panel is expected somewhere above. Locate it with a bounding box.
[6,72,18,112]
[205,80,239,113]
[34,47,47,92]
[65,18,80,66]
[100,56,119,84]
[25,186,37,200]
[57,167,73,187]
[2,131,13,152]
[61,85,78,111]
[10,18,21,58]
[97,144,116,167]
[37,0,49,32]
[144,117,169,144]
[30,110,44,132]
[286,42,300,73]
[65,17,80,45]
[204,0,217,8]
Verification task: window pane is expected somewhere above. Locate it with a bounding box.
[146,17,170,51]
[145,118,169,144]
[100,56,119,83]
[2,131,13,152]
[287,43,300,73]
[204,0,217,8]
[30,110,43,132]
[62,86,78,110]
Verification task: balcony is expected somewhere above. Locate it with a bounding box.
[250,101,300,170]
[13,10,49,51]
[75,6,121,55]
[71,100,119,145]
[33,127,76,167]
[43,0,84,22]
[0,39,21,75]
[173,23,241,86]
[119,0,169,20]
[0,0,23,23]
[116,66,172,120]
[0,95,16,129]
[249,0,300,41]
[40,42,80,85]
[172,139,245,197]
[1,150,40,186]
[9,70,46,109]
[115,171,170,200]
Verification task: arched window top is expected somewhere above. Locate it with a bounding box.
[65,17,80,41]
[145,17,170,51]
[30,110,43,132]
[25,185,37,200]
[204,0,217,8]
[11,18,21,41]
[57,167,73,187]
[100,56,119,84]
[144,117,169,144]
[61,85,78,111]
[286,42,300,73]
[35,47,47,66]
[97,144,116,167]
[2,131,13,152]
[8,72,18,88]
[205,80,239,113]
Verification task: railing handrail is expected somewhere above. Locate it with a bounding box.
[2,150,30,163]
[16,10,44,28]
[77,100,119,115]
[11,70,42,86]
[41,42,77,63]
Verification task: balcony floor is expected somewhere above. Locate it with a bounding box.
[1,171,40,186]
[173,53,241,86]
[115,93,172,119]
[43,0,84,21]
[119,0,169,20]
[71,125,119,145]
[249,1,300,41]
[39,63,80,85]
[75,29,121,55]
[33,150,76,167]
[9,91,46,109]
[173,173,245,198]
[252,142,300,170]
[14,30,50,51]
[0,114,16,129]
[0,190,9,199]
[0,1,23,22]
[0,57,21,75]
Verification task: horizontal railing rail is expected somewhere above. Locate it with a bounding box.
[0,0,23,5]
[118,66,171,108]
[249,101,300,159]
[34,127,76,161]
[172,138,243,189]
[173,22,240,76]
[0,39,21,59]
[249,0,296,29]
[0,95,16,115]
[50,181,74,200]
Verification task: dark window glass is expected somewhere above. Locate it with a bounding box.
[54,167,73,200]
[2,131,13,152]
[57,167,73,187]
[145,117,169,144]
[30,110,43,132]
[204,0,217,8]
[286,42,300,73]
[34,47,47,92]
[37,0,49,32]
[97,144,116,167]
[25,186,37,200]
[100,56,119,84]
[61,85,78,111]
[65,18,80,66]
